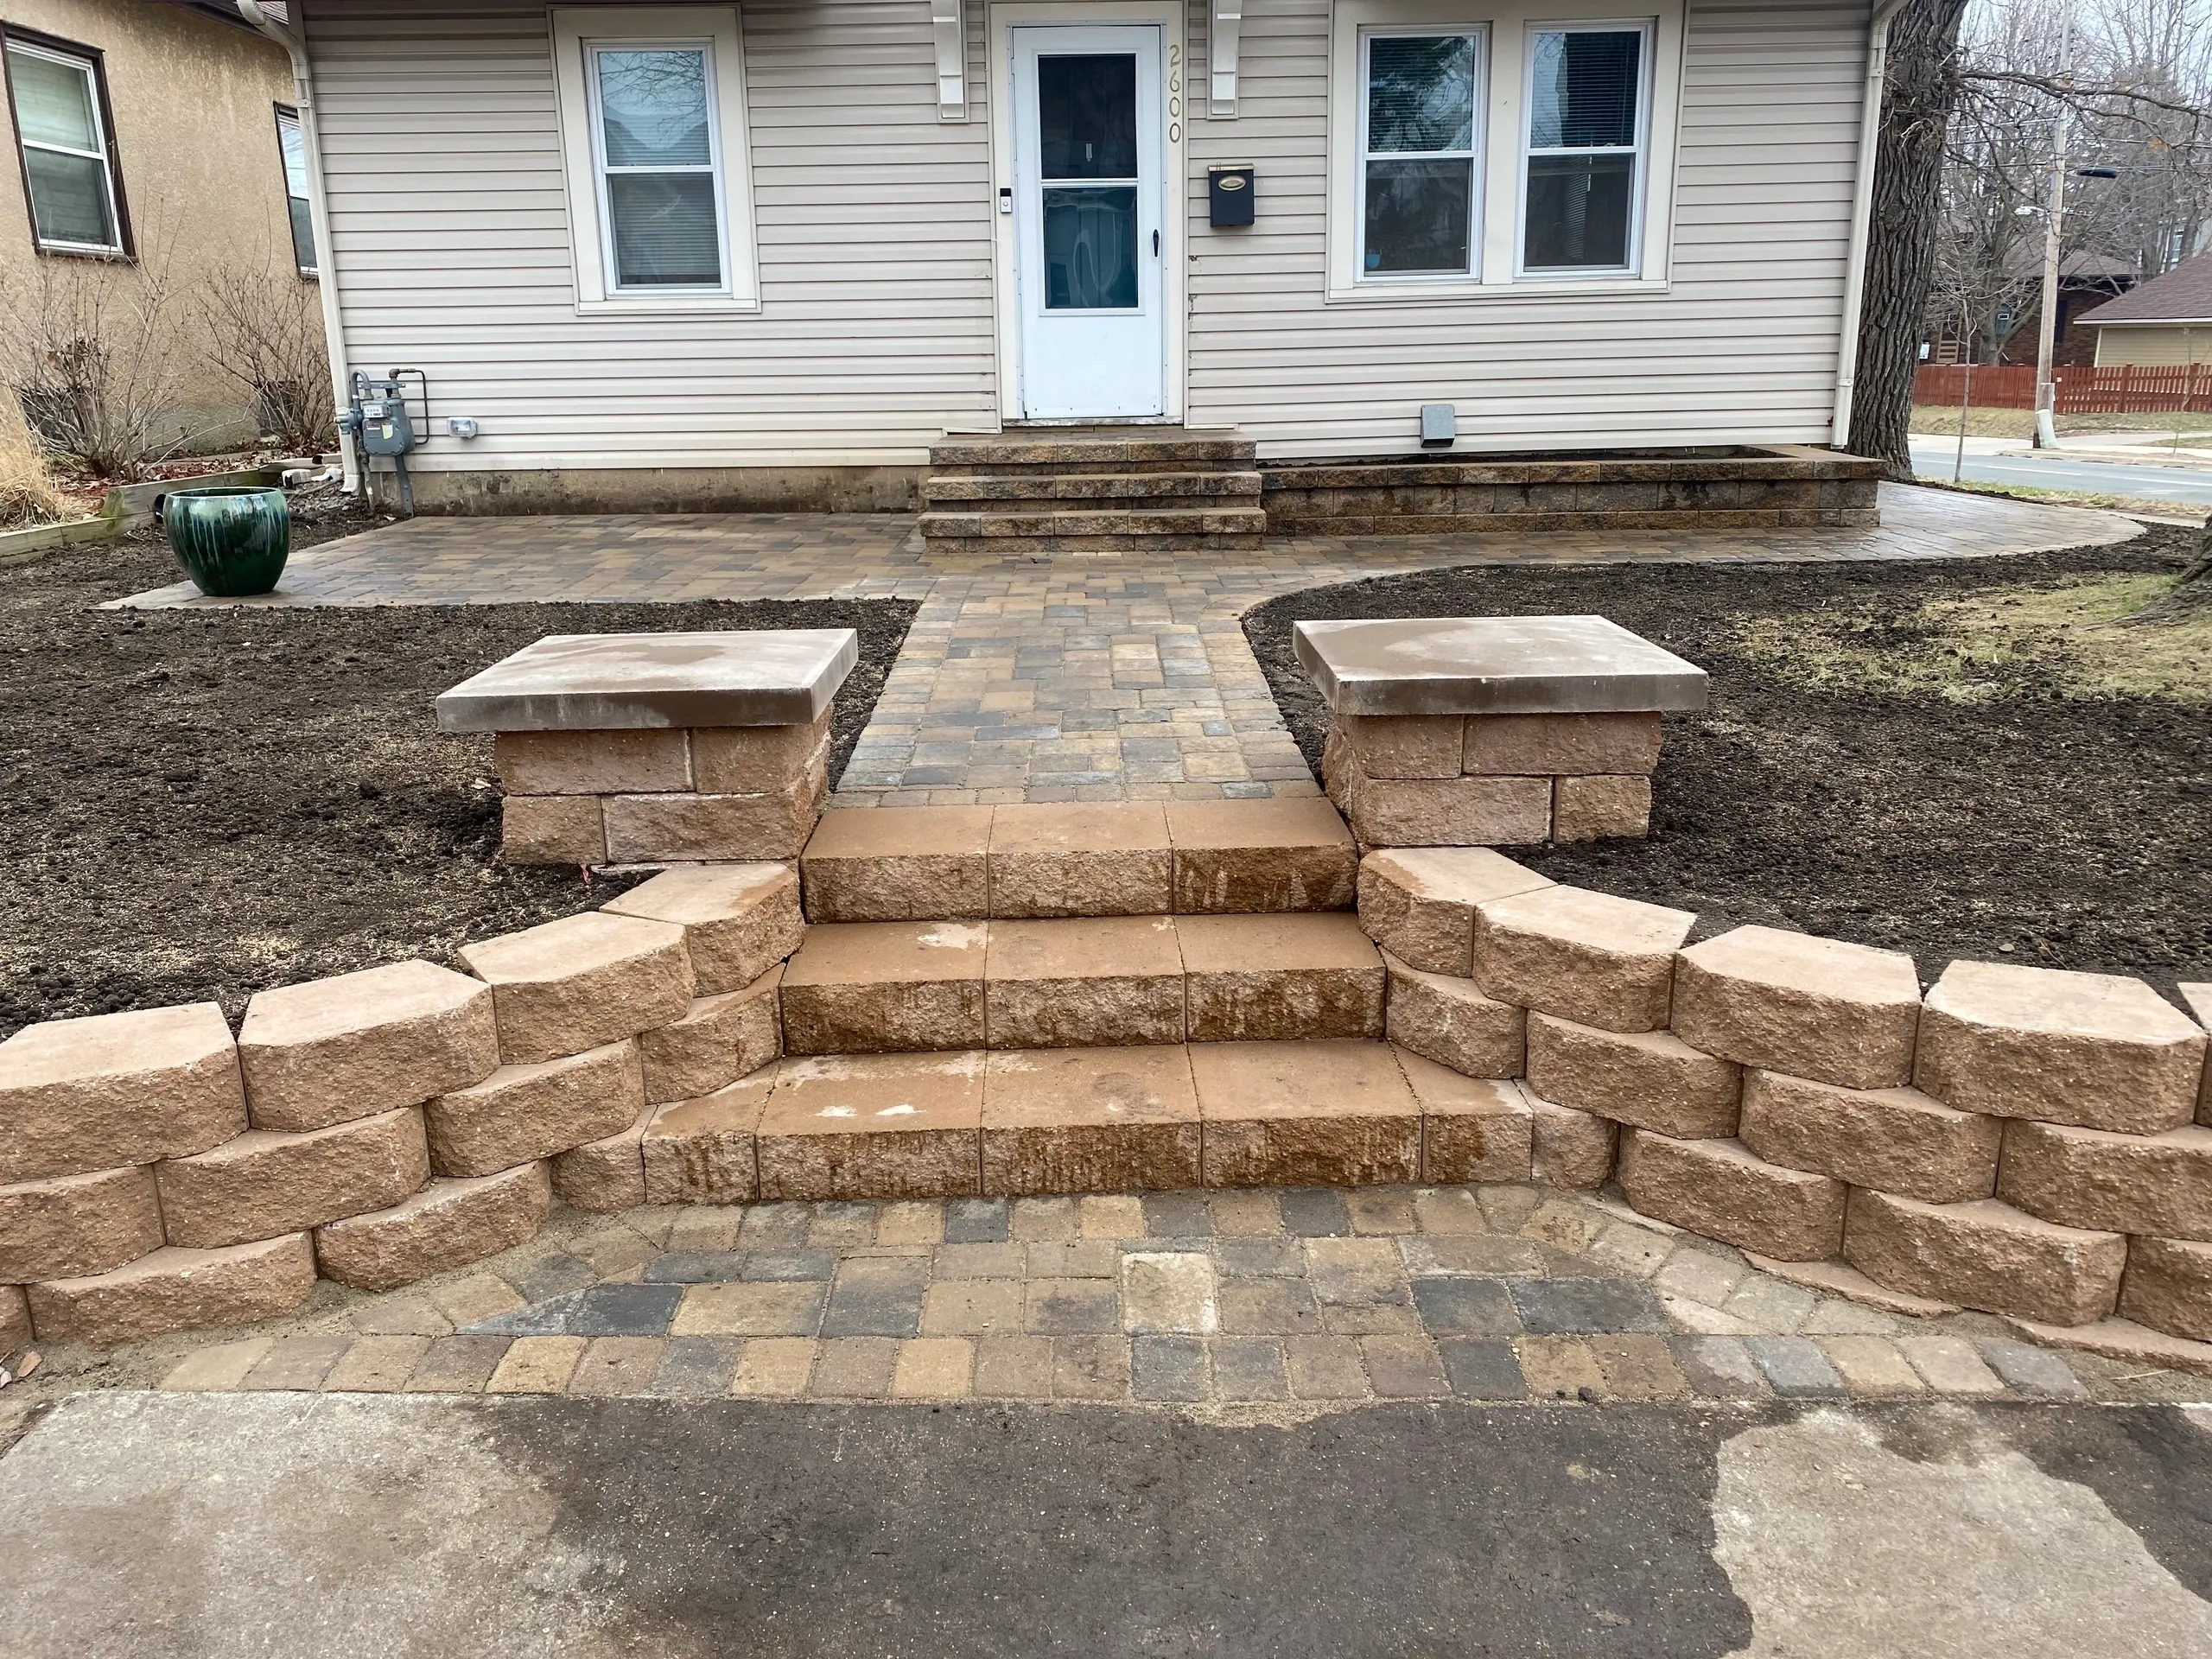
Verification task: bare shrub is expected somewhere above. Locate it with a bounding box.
[0,240,192,482]
[198,256,337,453]
[0,391,71,529]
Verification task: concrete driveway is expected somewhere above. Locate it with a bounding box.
[3,1390,2209,1656]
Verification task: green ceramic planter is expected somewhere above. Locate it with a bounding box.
[163,486,290,597]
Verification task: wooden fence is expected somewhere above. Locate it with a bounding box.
[1915,363,2212,413]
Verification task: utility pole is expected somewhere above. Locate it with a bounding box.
[2031,18,2073,449]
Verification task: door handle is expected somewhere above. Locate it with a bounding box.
[1153,229,1160,256]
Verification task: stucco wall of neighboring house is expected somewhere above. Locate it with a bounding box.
[2090,323,2212,368]
[298,0,1869,502]
[0,0,313,456]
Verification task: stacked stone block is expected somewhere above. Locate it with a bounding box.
[1324,711,1661,847]
[1258,445,1885,534]
[5,795,2209,1370]
[434,628,858,867]
[0,864,804,1346]
[496,714,833,865]
[1294,616,1707,849]
[1351,849,2212,1346]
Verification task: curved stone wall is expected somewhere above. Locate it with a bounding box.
[1359,848,2212,1358]
[3,843,2208,1368]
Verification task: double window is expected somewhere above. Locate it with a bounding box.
[1334,8,1668,295]
[275,105,316,275]
[551,7,758,311]
[3,32,128,256]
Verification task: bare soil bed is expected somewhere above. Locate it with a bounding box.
[1247,524,2210,998]
[1,504,915,1037]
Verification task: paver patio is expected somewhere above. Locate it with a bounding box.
[6,1180,2184,1411]
[111,486,2139,804]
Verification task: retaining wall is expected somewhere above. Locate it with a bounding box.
[3,850,2207,1369]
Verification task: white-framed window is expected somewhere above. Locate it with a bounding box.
[274,105,316,276]
[1518,22,1649,276]
[551,6,759,313]
[1357,29,1484,280]
[3,34,127,256]
[1325,2,1679,301]
[584,40,729,293]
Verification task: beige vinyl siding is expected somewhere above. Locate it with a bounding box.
[302,0,1866,470]
[1183,0,1865,454]
[2092,324,2212,368]
[304,0,1001,471]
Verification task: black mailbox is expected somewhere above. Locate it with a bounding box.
[1208,165,1255,227]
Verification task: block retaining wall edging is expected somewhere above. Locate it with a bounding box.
[2,851,2207,1365]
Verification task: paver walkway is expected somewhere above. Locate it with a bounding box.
[111,486,2139,805]
[12,1181,2195,1412]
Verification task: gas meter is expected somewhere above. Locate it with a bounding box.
[339,369,429,513]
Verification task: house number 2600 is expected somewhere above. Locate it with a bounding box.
[1168,44,1181,141]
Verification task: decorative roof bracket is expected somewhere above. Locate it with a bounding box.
[931,0,966,120]
[1210,0,1242,118]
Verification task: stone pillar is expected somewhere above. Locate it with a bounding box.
[1293,616,1707,849]
[435,630,857,866]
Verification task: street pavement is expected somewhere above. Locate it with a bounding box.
[3,1389,2209,1656]
[1910,435,2212,509]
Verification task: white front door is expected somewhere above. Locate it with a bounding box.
[1011,25,1166,420]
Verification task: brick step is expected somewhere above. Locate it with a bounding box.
[779,912,1389,1053]
[619,1039,1536,1200]
[918,507,1268,540]
[930,428,1256,469]
[922,470,1264,507]
[799,798,1358,923]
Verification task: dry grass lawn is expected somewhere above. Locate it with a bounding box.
[1736,573,2211,704]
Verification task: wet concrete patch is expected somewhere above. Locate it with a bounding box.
[481,1395,1761,1656]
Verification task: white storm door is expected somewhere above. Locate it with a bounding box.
[1011,26,1166,419]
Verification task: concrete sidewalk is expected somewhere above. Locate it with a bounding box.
[3,1389,2209,1656]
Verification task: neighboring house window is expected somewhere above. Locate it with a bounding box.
[550,7,759,312]
[3,33,128,255]
[275,105,316,274]
[1520,25,1649,275]
[1358,31,1484,278]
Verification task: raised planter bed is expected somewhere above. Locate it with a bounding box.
[0,462,305,569]
[1261,444,1883,533]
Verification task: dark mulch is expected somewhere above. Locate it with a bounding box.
[1246,525,2210,997]
[1,503,916,1037]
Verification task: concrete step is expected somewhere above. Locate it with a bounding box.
[646,1039,1535,1198]
[775,912,1385,1054]
[918,507,1268,540]
[799,798,1359,923]
[919,531,1268,557]
[922,471,1264,508]
[930,428,1256,470]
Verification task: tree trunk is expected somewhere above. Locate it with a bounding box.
[1847,0,1971,477]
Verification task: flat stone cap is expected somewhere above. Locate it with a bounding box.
[435,630,859,732]
[1292,616,1708,716]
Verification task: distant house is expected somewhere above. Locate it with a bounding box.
[243,0,1903,515]
[1,1,321,452]
[2075,252,2212,369]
